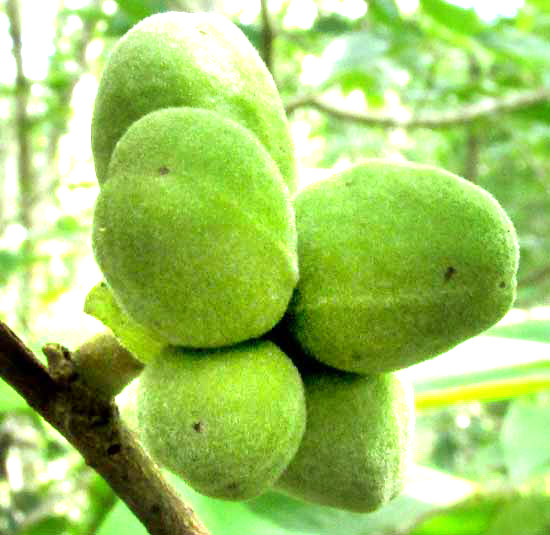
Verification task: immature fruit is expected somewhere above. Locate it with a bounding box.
[284,159,519,374]
[73,331,143,399]
[275,368,414,512]
[92,107,298,348]
[137,340,306,501]
[92,11,296,192]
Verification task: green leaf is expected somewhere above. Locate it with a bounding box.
[97,500,147,535]
[322,31,388,92]
[0,250,20,286]
[312,14,356,34]
[83,282,165,363]
[20,515,72,535]
[168,470,460,535]
[500,398,550,483]
[113,0,169,21]
[486,494,550,535]
[245,490,431,535]
[419,0,485,35]
[488,320,550,343]
[0,379,29,412]
[166,474,300,535]
[478,27,550,66]
[369,0,402,26]
[331,31,389,71]
[407,493,516,535]
[97,475,303,535]
[53,215,83,235]
[76,474,117,535]
[399,336,550,409]
[96,465,478,535]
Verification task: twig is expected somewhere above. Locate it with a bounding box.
[285,87,550,129]
[0,320,210,535]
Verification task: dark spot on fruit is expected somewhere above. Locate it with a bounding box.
[150,504,161,515]
[192,421,203,433]
[107,443,121,455]
[91,407,111,427]
[444,266,456,281]
[158,166,170,175]
[499,281,506,288]
[226,482,239,492]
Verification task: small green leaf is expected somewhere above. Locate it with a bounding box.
[83,282,165,363]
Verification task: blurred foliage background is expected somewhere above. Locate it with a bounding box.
[0,0,549,534]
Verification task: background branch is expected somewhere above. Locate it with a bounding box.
[260,0,275,79]
[285,87,550,129]
[519,265,550,287]
[6,0,36,333]
[0,320,210,535]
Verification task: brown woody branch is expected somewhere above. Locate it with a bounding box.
[0,320,210,535]
[285,87,550,129]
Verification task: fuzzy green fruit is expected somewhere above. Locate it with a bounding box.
[137,340,306,501]
[284,159,519,374]
[92,107,298,347]
[92,11,296,192]
[275,367,414,512]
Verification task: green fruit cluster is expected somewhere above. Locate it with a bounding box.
[88,11,519,512]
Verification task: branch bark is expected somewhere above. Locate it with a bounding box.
[285,87,550,129]
[0,320,210,535]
